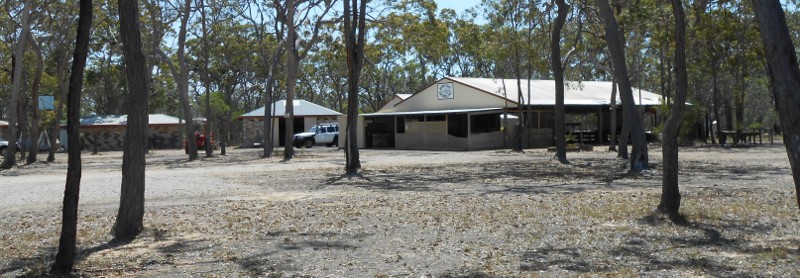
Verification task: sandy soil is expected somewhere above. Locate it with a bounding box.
[1,144,798,277]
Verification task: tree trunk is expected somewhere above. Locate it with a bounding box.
[26,33,44,165]
[48,48,70,162]
[51,0,91,273]
[0,0,31,169]
[344,0,367,174]
[262,49,281,158]
[283,0,297,161]
[113,0,149,241]
[609,78,618,152]
[552,0,569,164]
[178,0,198,160]
[200,0,213,158]
[596,0,649,171]
[657,0,688,224]
[751,0,800,210]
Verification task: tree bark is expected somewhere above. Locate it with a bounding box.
[751,0,800,210]
[52,0,91,273]
[609,78,618,151]
[262,49,282,158]
[344,0,367,174]
[178,0,198,160]
[1,0,31,169]
[283,0,298,161]
[657,0,688,224]
[113,0,150,240]
[200,0,213,158]
[48,48,71,162]
[596,0,649,171]
[26,33,44,165]
[552,0,570,164]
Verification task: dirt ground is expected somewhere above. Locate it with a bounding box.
[1,144,799,277]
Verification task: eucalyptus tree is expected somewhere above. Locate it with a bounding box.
[52,0,91,272]
[0,0,31,169]
[239,0,285,158]
[276,0,337,161]
[113,0,150,241]
[752,0,800,210]
[343,0,368,174]
[595,0,649,171]
[25,31,44,164]
[84,1,126,116]
[43,1,77,162]
[657,0,689,224]
[551,0,570,163]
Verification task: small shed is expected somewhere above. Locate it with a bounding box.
[79,114,185,151]
[238,100,342,147]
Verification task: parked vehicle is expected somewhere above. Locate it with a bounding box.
[184,131,216,153]
[293,124,339,148]
[0,139,20,157]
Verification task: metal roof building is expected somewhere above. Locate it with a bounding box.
[238,100,342,148]
[344,77,663,150]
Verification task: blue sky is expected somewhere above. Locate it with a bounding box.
[434,0,482,14]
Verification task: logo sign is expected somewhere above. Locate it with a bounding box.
[437,82,454,100]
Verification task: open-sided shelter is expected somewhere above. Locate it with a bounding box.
[343,77,662,150]
[238,100,342,148]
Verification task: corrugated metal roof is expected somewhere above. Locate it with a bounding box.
[446,77,663,106]
[240,100,342,118]
[365,108,504,117]
[80,114,182,126]
[397,94,412,100]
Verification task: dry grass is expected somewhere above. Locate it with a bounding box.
[1,146,799,276]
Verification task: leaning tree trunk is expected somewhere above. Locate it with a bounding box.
[658,0,689,223]
[1,0,31,169]
[113,0,149,241]
[752,0,800,210]
[27,33,44,165]
[552,0,570,164]
[51,0,91,273]
[596,0,649,171]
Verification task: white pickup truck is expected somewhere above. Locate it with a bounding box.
[0,139,19,157]
[293,124,339,148]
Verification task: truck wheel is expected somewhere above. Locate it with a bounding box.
[304,138,314,148]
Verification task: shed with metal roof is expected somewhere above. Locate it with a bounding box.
[238,100,342,148]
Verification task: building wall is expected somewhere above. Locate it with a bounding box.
[80,125,182,151]
[386,82,513,113]
[337,116,366,148]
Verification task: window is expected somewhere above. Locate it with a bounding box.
[470,113,501,134]
[447,114,468,138]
